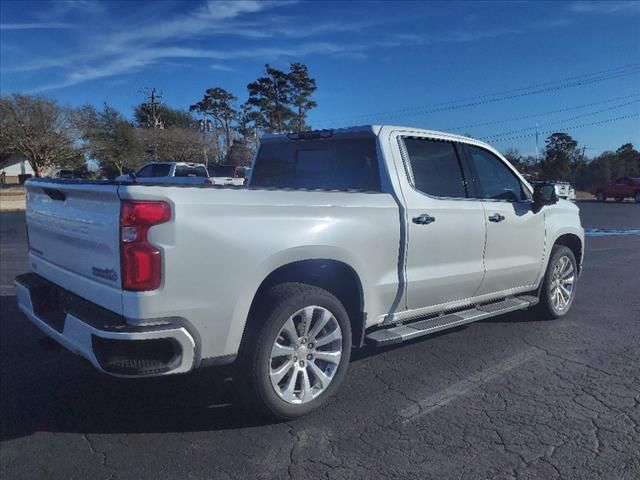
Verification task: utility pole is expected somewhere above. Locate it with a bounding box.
[199,119,212,167]
[535,122,540,162]
[141,88,163,161]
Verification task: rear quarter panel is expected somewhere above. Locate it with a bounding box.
[118,186,400,360]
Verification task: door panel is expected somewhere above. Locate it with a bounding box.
[405,198,487,308]
[398,137,487,310]
[477,201,544,294]
[462,144,545,295]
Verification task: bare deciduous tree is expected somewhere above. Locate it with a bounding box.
[140,127,217,164]
[80,103,145,178]
[0,94,84,177]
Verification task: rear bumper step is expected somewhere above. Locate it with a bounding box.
[366,295,538,347]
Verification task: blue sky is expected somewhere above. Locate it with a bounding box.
[1,0,639,157]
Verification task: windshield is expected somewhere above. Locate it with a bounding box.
[250,135,380,191]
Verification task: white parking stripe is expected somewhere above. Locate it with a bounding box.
[400,347,542,423]
[0,284,16,296]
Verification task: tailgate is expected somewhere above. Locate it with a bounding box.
[26,181,122,293]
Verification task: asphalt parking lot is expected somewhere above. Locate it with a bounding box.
[1,201,639,480]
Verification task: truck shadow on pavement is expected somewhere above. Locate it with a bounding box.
[0,295,549,442]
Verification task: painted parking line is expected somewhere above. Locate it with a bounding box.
[0,284,16,296]
[399,347,542,424]
[585,228,640,237]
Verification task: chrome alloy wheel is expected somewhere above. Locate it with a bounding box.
[269,306,343,404]
[550,255,575,312]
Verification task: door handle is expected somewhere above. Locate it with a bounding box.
[488,213,506,223]
[412,214,436,225]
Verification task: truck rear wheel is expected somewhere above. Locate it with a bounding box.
[239,283,351,420]
[536,245,578,319]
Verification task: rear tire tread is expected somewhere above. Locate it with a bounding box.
[237,282,351,420]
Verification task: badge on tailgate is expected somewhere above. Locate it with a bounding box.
[92,266,118,282]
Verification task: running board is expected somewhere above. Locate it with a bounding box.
[366,295,538,347]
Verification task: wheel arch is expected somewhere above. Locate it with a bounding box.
[553,233,583,274]
[244,259,366,349]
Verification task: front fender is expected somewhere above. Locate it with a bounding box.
[541,200,585,279]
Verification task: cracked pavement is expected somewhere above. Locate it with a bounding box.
[1,201,639,479]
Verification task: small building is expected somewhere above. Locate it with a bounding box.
[1,153,35,184]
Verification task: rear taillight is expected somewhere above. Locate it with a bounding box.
[120,200,171,291]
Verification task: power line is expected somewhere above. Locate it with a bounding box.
[486,112,640,144]
[428,63,639,108]
[317,62,640,125]
[481,99,640,140]
[446,93,640,132]
[357,69,640,123]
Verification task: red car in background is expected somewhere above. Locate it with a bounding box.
[592,176,640,203]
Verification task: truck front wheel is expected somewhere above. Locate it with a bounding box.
[239,283,352,420]
[536,245,578,319]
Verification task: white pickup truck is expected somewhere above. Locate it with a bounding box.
[116,161,210,185]
[16,126,584,419]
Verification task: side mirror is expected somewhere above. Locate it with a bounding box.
[533,183,558,211]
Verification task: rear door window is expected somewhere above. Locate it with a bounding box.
[251,136,380,191]
[151,164,171,177]
[194,165,208,177]
[136,165,153,177]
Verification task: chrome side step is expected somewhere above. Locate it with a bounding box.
[366,295,538,347]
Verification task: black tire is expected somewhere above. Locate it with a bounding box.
[596,191,606,202]
[635,191,640,203]
[536,245,578,319]
[238,283,352,420]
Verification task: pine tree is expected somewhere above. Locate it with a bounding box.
[288,62,317,132]
[247,64,294,133]
[190,88,238,162]
[542,132,578,181]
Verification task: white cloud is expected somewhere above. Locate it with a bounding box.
[210,63,235,72]
[569,1,640,14]
[0,22,74,30]
[38,0,106,19]
[5,0,578,93]
[103,0,273,49]
[27,42,369,92]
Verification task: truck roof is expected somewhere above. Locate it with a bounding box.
[261,125,492,150]
[145,161,205,167]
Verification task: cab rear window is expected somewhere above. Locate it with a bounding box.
[251,136,381,191]
[175,165,207,177]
